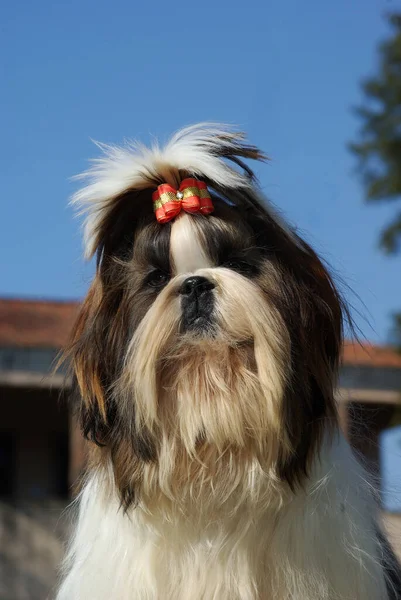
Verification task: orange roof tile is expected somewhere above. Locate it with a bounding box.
[0,298,79,348]
[342,340,401,368]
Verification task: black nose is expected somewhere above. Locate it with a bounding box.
[179,276,215,297]
[180,276,215,332]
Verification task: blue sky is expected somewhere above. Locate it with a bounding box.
[1,0,399,342]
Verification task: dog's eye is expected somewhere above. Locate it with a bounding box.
[223,260,257,276]
[145,269,170,289]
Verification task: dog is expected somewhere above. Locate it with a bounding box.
[56,124,399,599]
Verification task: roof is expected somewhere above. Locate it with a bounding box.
[0,298,400,368]
[0,298,79,348]
[342,340,401,369]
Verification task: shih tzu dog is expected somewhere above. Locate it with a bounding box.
[57,125,399,599]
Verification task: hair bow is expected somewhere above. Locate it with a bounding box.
[152,178,214,224]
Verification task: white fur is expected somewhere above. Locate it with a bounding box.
[57,434,389,600]
[73,124,258,258]
[170,214,211,275]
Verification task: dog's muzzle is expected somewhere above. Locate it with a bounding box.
[179,276,215,332]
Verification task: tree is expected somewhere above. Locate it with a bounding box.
[350,12,401,347]
[349,12,401,254]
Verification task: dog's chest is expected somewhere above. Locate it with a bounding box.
[136,518,273,600]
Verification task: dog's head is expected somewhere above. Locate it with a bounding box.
[68,125,345,508]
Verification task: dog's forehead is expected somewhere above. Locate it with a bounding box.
[170,215,211,274]
[132,207,254,274]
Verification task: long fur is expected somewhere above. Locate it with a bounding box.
[73,124,265,258]
[57,438,391,600]
[57,124,398,599]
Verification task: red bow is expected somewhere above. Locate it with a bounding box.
[152,178,214,224]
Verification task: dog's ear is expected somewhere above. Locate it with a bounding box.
[66,278,115,445]
[297,239,344,372]
[66,270,157,469]
[278,239,346,488]
[67,269,132,447]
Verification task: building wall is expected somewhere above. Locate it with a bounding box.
[347,401,395,479]
[0,386,69,501]
[0,385,70,599]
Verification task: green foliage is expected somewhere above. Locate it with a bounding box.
[350,13,401,254]
[389,312,401,351]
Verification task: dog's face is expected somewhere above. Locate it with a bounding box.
[69,127,345,509]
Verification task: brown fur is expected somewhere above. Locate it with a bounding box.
[64,188,346,509]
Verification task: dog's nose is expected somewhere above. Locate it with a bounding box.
[179,276,215,297]
[179,276,215,332]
